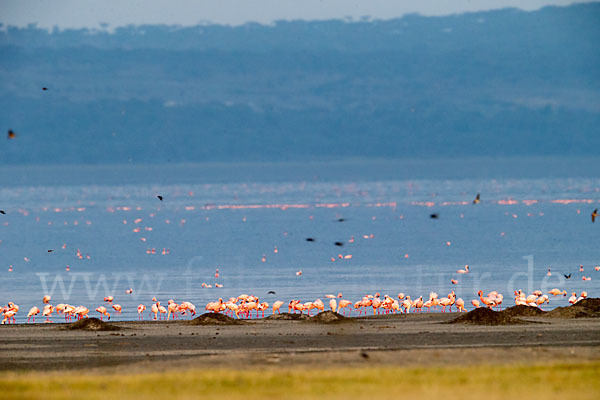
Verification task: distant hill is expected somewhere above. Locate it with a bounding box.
[0,3,599,164]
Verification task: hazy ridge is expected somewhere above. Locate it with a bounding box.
[0,3,599,164]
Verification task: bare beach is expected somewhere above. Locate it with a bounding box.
[2,306,599,399]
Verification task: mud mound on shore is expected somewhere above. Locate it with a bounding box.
[67,318,120,331]
[544,298,600,318]
[450,308,527,325]
[266,313,309,321]
[575,298,600,312]
[310,311,350,323]
[501,305,545,317]
[188,312,240,325]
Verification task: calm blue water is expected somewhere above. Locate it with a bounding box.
[1,160,599,321]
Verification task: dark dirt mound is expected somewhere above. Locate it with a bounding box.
[449,308,527,325]
[66,318,120,331]
[544,298,600,319]
[575,298,600,312]
[188,312,241,325]
[266,312,309,321]
[545,307,594,318]
[310,311,351,323]
[501,305,545,317]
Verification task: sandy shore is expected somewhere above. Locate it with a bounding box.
[1,312,599,372]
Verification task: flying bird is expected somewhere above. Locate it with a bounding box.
[42,87,48,91]
[157,195,163,201]
[0,210,5,215]
[564,273,571,280]
[592,209,598,223]
[473,193,480,204]
[267,291,276,295]
[7,130,16,139]
[430,213,439,219]
[47,250,54,253]
[334,241,344,247]
[337,218,346,222]
[305,237,315,242]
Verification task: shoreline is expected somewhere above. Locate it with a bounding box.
[2,311,599,372]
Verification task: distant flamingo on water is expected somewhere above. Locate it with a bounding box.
[456,265,469,274]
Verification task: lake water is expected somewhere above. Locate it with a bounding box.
[1,158,598,321]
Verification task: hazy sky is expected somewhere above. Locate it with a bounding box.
[1,0,595,29]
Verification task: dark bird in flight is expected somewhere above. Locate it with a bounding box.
[334,241,344,247]
[42,87,48,91]
[564,273,571,279]
[7,130,16,139]
[337,218,346,222]
[430,213,439,219]
[267,291,276,295]
[0,210,5,215]
[157,195,163,201]
[592,209,598,223]
[473,193,480,204]
[47,250,54,253]
[305,237,315,242]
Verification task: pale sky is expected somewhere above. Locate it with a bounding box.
[0,0,596,30]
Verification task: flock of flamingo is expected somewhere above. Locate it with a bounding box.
[1,190,597,325]
[1,286,590,324]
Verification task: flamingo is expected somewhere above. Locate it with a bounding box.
[548,288,567,296]
[95,306,110,320]
[63,305,76,321]
[477,290,494,308]
[2,309,16,324]
[338,299,352,316]
[158,305,167,319]
[288,300,298,313]
[526,294,538,306]
[471,299,481,309]
[402,296,412,313]
[329,299,337,313]
[182,301,196,317]
[112,304,122,313]
[272,300,284,314]
[74,306,89,319]
[455,298,466,312]
[137,304,146,320]
[535,295,549,308]
[42,305,54,322]
[439,297,452,312]
[205,298,224,314]
[293,301,305,315]
[313,299,325,312]
[150,303,159,320]
[423,298,433,312]
[457,265,469,274]
[568,292,578,304]
[258,302,269,318]
[372,297,382,315]
[167,302,178,320]
[43,295,51,304]
[413,296,424,313]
